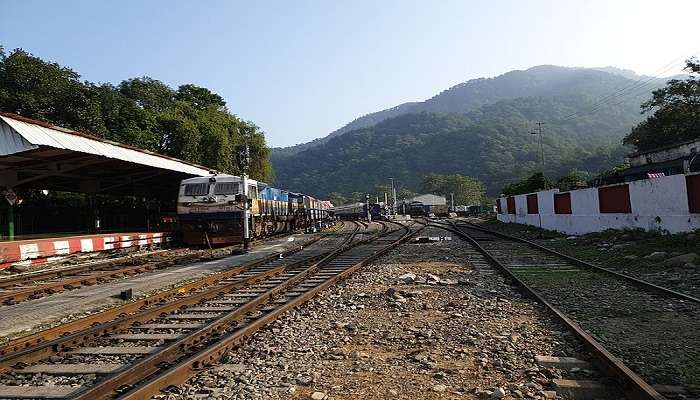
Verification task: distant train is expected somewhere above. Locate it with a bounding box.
[177,174,331,246]
[404,202,449,217]
[454,205,483,216]
[330,202,383,220]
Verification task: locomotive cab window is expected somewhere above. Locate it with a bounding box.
[184,183,208,196]
[214,182,239,195]
[248,185,258,199]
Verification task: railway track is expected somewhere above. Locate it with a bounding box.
[0,220,421,399]
[0,224,337,307]
[429,218,699,400]
[0,250,205,305]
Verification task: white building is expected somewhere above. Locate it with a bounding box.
[403,194,447,206]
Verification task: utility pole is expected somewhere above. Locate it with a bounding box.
[532,122,545,174]
[531,121,546,188]
[236,145,251,251]
[384,192,388,215]
[450,193,454,212]
[365,193,371,222]
[389,178,396,216]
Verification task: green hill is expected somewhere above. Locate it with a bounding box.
[272,66,667,196]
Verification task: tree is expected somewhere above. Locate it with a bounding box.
[176,84,226,111]
[623,58,700,151]
[118,77,175,113]
[328,192,347,206]
[397,189,417,201]
[556,170,591,191]
[0,47,274,183]
[502,172,553,196]
[0,48,104,133]
[420,174,485,205]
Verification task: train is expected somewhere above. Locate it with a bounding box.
[454,205,483,216]
[177,174,331,246]
[402,201,449,217]
[329,202,384,220]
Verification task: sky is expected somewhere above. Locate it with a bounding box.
[1,0,698,147]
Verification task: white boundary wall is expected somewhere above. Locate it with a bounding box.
[497,173,700,235]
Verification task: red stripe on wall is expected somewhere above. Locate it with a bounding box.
[554,193,572,214]
[507,197,516,214]
[599,184,632,213]
[687,175,700,213]
[526,194,539,214]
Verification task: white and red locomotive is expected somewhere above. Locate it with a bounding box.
[177,174,331,246]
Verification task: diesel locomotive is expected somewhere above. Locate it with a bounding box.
[177,174,330,246]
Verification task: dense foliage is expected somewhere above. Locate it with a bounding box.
[501,173,553,196]
[623,58,700,152]
[0,47,272,181]
[502,170,593,196]
[420,174,485,205]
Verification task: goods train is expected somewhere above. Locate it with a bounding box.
[177,174,331,246]
[329,202,384,220]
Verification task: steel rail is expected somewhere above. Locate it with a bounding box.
[0,228,335,361]
[89,221,418,400]
[0,221,330,301]
[71,221,367,399]
[429,221,665,400]
[0,249,176,290]
[0,258,194,305]
[70,221,365,400]
[452,219,700,304]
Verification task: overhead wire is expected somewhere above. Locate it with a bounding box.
[556,53,694,122]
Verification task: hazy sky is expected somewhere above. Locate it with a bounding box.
[1,0,698,147]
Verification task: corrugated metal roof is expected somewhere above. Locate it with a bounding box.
[0,118,37,156]
[0,115,210,176]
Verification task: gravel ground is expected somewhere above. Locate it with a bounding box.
[157,227,617,400]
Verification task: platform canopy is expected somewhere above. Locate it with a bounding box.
[0,113,211,197]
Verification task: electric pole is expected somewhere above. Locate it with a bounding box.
[535,121,545,174]
[236,144,251,251]
[531,121,546,187]
[365,193,371,222]
[389,178,396,217]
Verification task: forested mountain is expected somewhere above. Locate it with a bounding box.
[272,73,662,196]
[272,66,669,158]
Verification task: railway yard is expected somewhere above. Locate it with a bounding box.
[0,218,693,399]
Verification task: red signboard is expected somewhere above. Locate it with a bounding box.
[554,193,572,214]
[526,194,539,214]
[598,184,632,214]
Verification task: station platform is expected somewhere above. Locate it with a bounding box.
[0,232,174,270]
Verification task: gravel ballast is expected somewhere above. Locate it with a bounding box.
[158,227,615,400]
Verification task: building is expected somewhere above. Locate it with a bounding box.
[403,194,447,206]
[595,139,700,185]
